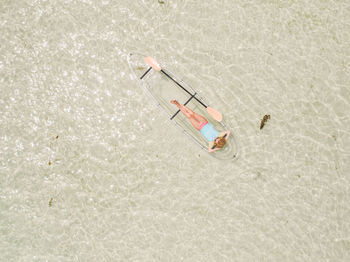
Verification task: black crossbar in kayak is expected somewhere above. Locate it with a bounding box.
[170,92,197,120]
[161,69,208,109]
[140,67,152,79]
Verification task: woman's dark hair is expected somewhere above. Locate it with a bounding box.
[215,136,226,148]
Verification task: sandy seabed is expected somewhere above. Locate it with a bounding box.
[1,0,350,261]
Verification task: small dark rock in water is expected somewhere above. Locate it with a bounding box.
[260,114,270,130]
[48,160,52,166]
[49,197,53,207]
[56,135,59,139]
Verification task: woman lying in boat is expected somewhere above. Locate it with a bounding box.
[170,100,230,152]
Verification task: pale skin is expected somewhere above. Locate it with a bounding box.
[170,99,221,144]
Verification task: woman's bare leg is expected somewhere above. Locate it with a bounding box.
[171,100,207,130]
[171,100,207,122]
[170,100,192,118]
[191,110,207,123]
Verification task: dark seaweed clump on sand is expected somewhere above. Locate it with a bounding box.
[260,115,270,130]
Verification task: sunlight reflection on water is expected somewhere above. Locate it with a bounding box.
[1,0,349,261]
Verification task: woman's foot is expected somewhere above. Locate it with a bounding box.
[170,99,180,106]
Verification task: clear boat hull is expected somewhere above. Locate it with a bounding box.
[128,53,238,160]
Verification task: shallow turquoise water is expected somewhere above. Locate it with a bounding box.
[1,0,350,261]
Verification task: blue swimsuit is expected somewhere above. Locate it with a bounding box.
[200,122,219,141]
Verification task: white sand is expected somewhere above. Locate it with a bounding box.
[1,0,349,261]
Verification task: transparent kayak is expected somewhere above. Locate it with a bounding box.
[127,53,238,160]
